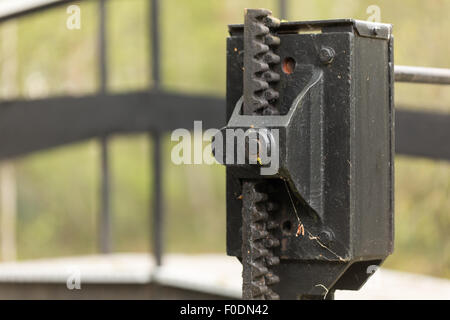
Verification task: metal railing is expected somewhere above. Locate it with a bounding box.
[395,65,450,85]
[0,0,448,266]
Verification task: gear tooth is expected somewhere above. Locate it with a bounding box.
[253,60,270,73]
[264,16,281,28]
[252,78,269,91]
[263,71,280,82]
[263,52,281,64]
[262,105,279,115]
[264,237,280,248]
[266,255,280,266]
[250,225,269,240]
[253,22,269,36]
[264,34,280,46]
[265,273,280,285]
[249,96,268,111]
[251,283,269,297]
[259,97,269,108]
[249,262,268,277]
[247,8,271,19]
[263,88,279,100]
[252,246,269,259]
[252,41,269,55]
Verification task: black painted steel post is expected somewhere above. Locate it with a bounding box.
[150,0,163,266]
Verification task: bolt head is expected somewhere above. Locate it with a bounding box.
[319,47,335,64]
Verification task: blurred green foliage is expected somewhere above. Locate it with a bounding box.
[0,0,448,278]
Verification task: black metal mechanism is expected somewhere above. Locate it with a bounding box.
[216,9,395,299]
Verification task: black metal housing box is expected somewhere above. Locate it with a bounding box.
[226,19,394,280]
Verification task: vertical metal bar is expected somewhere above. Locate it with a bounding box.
[150,0,163,266]
[151,0,160,88]
[99,0,108,93]
[279,0,287,20]
[99,0,111,253]
[152,132,163,266]
[99,135,111,253]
